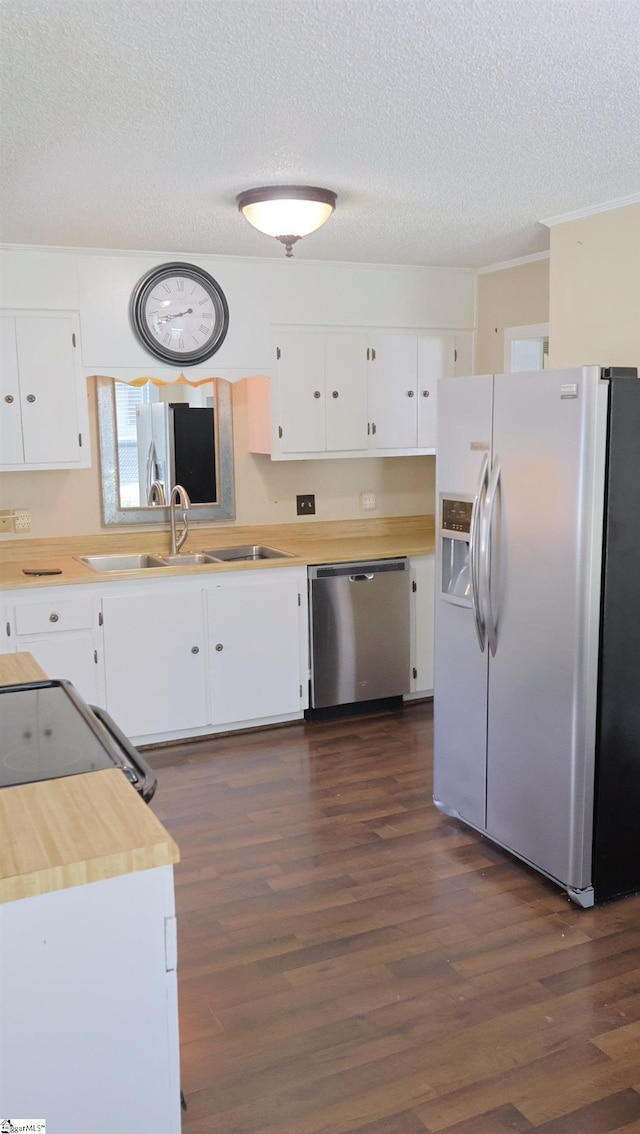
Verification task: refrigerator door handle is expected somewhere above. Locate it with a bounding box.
[480,457,501,657]
[470,453,489,651]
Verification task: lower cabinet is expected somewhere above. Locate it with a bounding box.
[101,586,208,739]
[207,570,308,725]
[0,864,180,1134]
[100,567,308,741]
[410,555,435,695]
[2,589,103,705]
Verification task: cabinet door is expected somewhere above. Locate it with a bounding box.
[15,316,81,465]
[277,331,326,453]
[17,632,102,706]
[324,333,369,451]
[417,333,454,449]
[208,574,304,725]
[369,334,418,449]
[0,316,24,463]
[410,556,435,693]
[102,589,207,738]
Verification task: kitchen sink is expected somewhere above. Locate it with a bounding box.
[76,545,294,572]
[76,553,170,572]
[154,552,219,566]
[200,544,295,562]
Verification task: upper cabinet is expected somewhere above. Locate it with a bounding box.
[0,311,90,471]
[274,329,369,456]
[247,325,469,460]
[368,332,455,451]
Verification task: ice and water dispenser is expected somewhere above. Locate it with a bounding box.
[440,497,474,604]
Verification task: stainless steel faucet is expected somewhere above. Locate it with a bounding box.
[169,484,191,555]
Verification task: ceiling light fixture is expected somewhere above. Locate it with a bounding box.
[236,185,337,257]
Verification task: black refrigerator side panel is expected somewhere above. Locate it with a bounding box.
[171,407,217,504]
[593,375,640,902]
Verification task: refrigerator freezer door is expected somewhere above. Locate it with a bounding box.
[485,366,607,891]
[434,375,493,829]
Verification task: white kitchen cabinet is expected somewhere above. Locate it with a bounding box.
[0,311,90,470]
[207,568,308,726]
[3,588,104,705]
[273,329,369,456]
[101,586,208,739]
[247,326,468,460]
[409,555,435,695]
[0,864,181,1134]
[368,332,455,452]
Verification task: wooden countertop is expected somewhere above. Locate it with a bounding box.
[0,653,179,905]
[0,515,435,590]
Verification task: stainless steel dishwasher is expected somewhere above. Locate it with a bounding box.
[308,558,410,708]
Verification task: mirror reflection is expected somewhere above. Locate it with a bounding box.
[115,381,217,508]
[95,376,235,526]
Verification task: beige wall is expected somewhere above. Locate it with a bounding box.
[548,203,640,370]
[475,258,549,374]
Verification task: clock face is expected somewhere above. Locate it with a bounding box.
[130,263,229,365]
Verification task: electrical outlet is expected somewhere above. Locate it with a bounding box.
[0,511,12,533]
[296,494,316,516]
[14,510,32,532]
[360,491,377,510]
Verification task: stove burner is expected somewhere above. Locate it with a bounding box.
[3,735,86,773]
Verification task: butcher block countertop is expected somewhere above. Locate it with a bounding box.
[0,515,435,589]
[0,653,179,905]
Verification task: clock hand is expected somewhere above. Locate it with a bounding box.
[156,308,194,324]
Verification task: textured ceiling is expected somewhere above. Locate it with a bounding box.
[1,0,639,268]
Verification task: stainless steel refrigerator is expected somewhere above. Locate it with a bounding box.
[434,365,640,907]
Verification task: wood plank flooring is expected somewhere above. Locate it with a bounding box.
[148,702,640,1133]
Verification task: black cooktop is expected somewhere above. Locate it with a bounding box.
[0,680,155,799]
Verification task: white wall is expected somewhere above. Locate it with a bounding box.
[0,246,476,538]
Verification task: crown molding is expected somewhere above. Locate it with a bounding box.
[541,192,640,227]
[477,250,550,275]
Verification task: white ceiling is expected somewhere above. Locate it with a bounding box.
[1,0,639,269]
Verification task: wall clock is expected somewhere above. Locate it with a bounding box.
[129,262,229,365]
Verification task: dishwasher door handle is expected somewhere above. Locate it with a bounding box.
[349,573,375,582]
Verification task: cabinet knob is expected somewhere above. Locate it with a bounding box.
[49,613,59,623]
[26,394,36,403]
[422,389,430,398]
[215,642,224,652]
[407,390,414,398]
[4,394,14,404]
[332,390,339,399]
[313,390,321,399]
[191,645,200,654]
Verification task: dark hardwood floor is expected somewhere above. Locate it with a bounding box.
[148,702,640,1133]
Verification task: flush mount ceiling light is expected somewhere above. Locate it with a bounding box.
[236,185,337,257]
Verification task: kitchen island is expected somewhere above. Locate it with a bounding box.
[0,653,182,1134]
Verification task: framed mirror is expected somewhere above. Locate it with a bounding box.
[96,375,235,525]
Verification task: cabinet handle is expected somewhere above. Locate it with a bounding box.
[332,390,339,399]
[49,613,59,623]
[4,394,14,404]
[407,390,414,398]
[26,394,36,403]
[371,422,377,435]
[215,643,224,652]
[191,646,200,654]
[422,389,430,398]
[313,390,321,399]
[371,348,376,361]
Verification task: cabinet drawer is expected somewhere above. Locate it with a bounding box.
[15,598,94,636]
